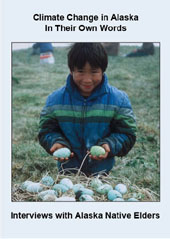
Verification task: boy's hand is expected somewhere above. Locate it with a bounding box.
[50,143,74,163]
[88,144,110,161]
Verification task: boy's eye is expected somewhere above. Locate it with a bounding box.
[75,69,101,75]
[92,70,98,74]
[77,70,84,73]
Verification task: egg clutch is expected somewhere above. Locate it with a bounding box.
[20,176,139,202]
[18,146,140,202]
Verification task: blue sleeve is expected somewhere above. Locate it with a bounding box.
[38,96,71,154]
[98,92,137,157]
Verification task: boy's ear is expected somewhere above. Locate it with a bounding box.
[70,71,73,75]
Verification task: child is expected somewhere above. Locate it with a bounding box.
[38,43,137,176]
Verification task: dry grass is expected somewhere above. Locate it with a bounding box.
[12,169,159,202]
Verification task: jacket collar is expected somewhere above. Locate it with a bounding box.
[65,73,109,101]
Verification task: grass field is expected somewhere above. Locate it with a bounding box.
[12,44,160,201]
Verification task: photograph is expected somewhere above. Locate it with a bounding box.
[12,42,160,202]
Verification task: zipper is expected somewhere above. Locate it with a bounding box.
[83,99,87,118]
[81,99,87,165]
[82,99,87,141]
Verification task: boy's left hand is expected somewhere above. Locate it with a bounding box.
[88,144,110,161]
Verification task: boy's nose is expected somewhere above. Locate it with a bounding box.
[83,73,92,81]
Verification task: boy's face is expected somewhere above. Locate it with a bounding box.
[71,62,103,97]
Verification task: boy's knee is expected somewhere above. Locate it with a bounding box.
[87,157,115,176]
[56,157,115,176]
[57,158,80,174]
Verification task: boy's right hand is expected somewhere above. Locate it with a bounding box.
[50,143,74,163]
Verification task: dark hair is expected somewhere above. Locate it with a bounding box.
[68,43,108,72]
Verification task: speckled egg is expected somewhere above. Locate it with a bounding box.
[55,196,76,201]
[113,198,125,202]
[38,190,58,200]
[26,182,43,193]
[53,184,69,193]
[73,184,85,193]
[90,178,103,189]
[59,178,73,189]
[43,194,57,202]
[40,176,54,186]
[96,184,113,195]
[90,146,105,156]
[127,198,139,202]
[21,181,33,190]
[108,190,122,201]
[115,184,127,195]
[79,188,94,196]
[79,195,95,201]
[53,148,71,158]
